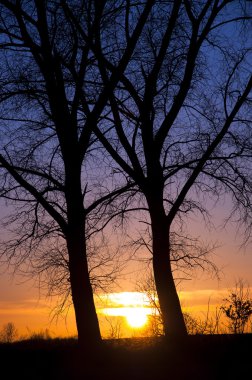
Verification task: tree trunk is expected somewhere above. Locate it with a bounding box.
[150,208,187,339]
[67,227,102,347]
[65,153,101,347]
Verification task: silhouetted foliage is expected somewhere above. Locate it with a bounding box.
[221,280,252,334]
[137,270,224,336]
[105,316,123,340]
[1,335,252,380]
[91,0,252,338]
[27,328,52,341]
[0,0,251,346]
[0,0,144,345]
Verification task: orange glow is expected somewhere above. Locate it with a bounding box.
[102,307,150,328]
[99,292,151,307]
[100,292,152,329]
[125,309,149,328]
[1,287,252,338]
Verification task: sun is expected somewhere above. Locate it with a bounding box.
[125,308,148,328]
[100,292,152,331]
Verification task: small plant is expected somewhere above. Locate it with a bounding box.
[183,313,201,335]
[0,322,18,343]
[147,310,164,337]
[105,316,123,340]
[221,280,252,334]
[136,271,164,337]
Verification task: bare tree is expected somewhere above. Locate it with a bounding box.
[0,322,18,343]
[31,234,127,323]
[0,0,251,346]
[137,267,222,336]
[89,1,252,338]
[0,0,155,346]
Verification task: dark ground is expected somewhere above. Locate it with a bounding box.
[0,334,251,380]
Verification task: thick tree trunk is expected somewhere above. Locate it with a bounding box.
[150,207,187,339]
[64,154,101,347]
[67,227,101,347]
[152,242,187,338]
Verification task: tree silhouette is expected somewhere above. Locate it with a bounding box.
[0,0,153,346]
[0,0,251,345]
[89,1,252,338]
[0,322,18,343]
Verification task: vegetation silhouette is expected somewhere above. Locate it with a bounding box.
[0,0,251,349]
[0,0,149,346]
[0,288,252,380]
[0,322,18,343]
[221,280,252,334]
[0,334,252,380]
[87,0,252,338]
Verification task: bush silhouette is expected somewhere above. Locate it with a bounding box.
[221,280,252,334]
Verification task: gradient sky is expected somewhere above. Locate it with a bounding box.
[0,1,251,340]
[0,198,251,338]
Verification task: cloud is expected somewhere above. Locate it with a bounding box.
[95,292,150,309]
[0,298,49,315]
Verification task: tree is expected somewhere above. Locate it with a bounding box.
[221,280,252,334]
[89,1,252,338]
[0,0,155,346]
[0,322,18,343]
[0,0,251,346]
[137,266,221,336]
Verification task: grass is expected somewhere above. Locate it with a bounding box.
[0,334,251,379]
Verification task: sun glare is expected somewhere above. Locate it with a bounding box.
[104,292,150,307]
[102,306,149,329]
[125,308,148,328]
[100,292,152,329]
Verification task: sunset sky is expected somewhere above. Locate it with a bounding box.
[1,199,252,338]
[0,2,252,338]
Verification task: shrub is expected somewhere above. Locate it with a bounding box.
[221,280,252,334]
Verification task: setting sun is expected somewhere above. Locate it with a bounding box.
[125,308,148,328]
[102,306,150,329]
[100,292,152,330]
